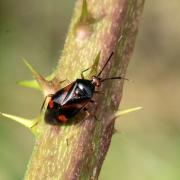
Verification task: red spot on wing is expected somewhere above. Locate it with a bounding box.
[58,115,68,123]
[49,99,54,109]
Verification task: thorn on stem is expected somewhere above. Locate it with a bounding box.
[80,0,89,23]
[89,51,101,77]
[17,79,41,90]
[0,112,38,135]
[22,59,57,96]
[115,106,143,117]
[75,0,95,41]
[105,106,143,133]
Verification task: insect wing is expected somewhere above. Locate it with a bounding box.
[52,82,75,106]
[59,99,90,119]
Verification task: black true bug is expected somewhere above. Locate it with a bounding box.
[44,52,125,125]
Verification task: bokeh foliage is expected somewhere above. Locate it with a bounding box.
[0,0,180,180]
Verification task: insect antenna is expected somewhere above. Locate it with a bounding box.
[97,52,114,77]
[96,52,128,83]
[101,76,128,82]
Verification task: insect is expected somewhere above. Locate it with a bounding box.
[44,52,125,125]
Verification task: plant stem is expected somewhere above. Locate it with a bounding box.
[25,0,145,179]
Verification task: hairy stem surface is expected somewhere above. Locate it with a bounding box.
[25,0,145,179]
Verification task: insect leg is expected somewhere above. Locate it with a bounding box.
[80,100,98,122]
[81,66,92,79]
[90,99,98,107]
[59,79,71,84]
[83,107,90,118]
[89,100,99,120]
[40,94,54,112]
[94,91,104,94]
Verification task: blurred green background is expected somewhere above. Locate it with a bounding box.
[0,0,180,179]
